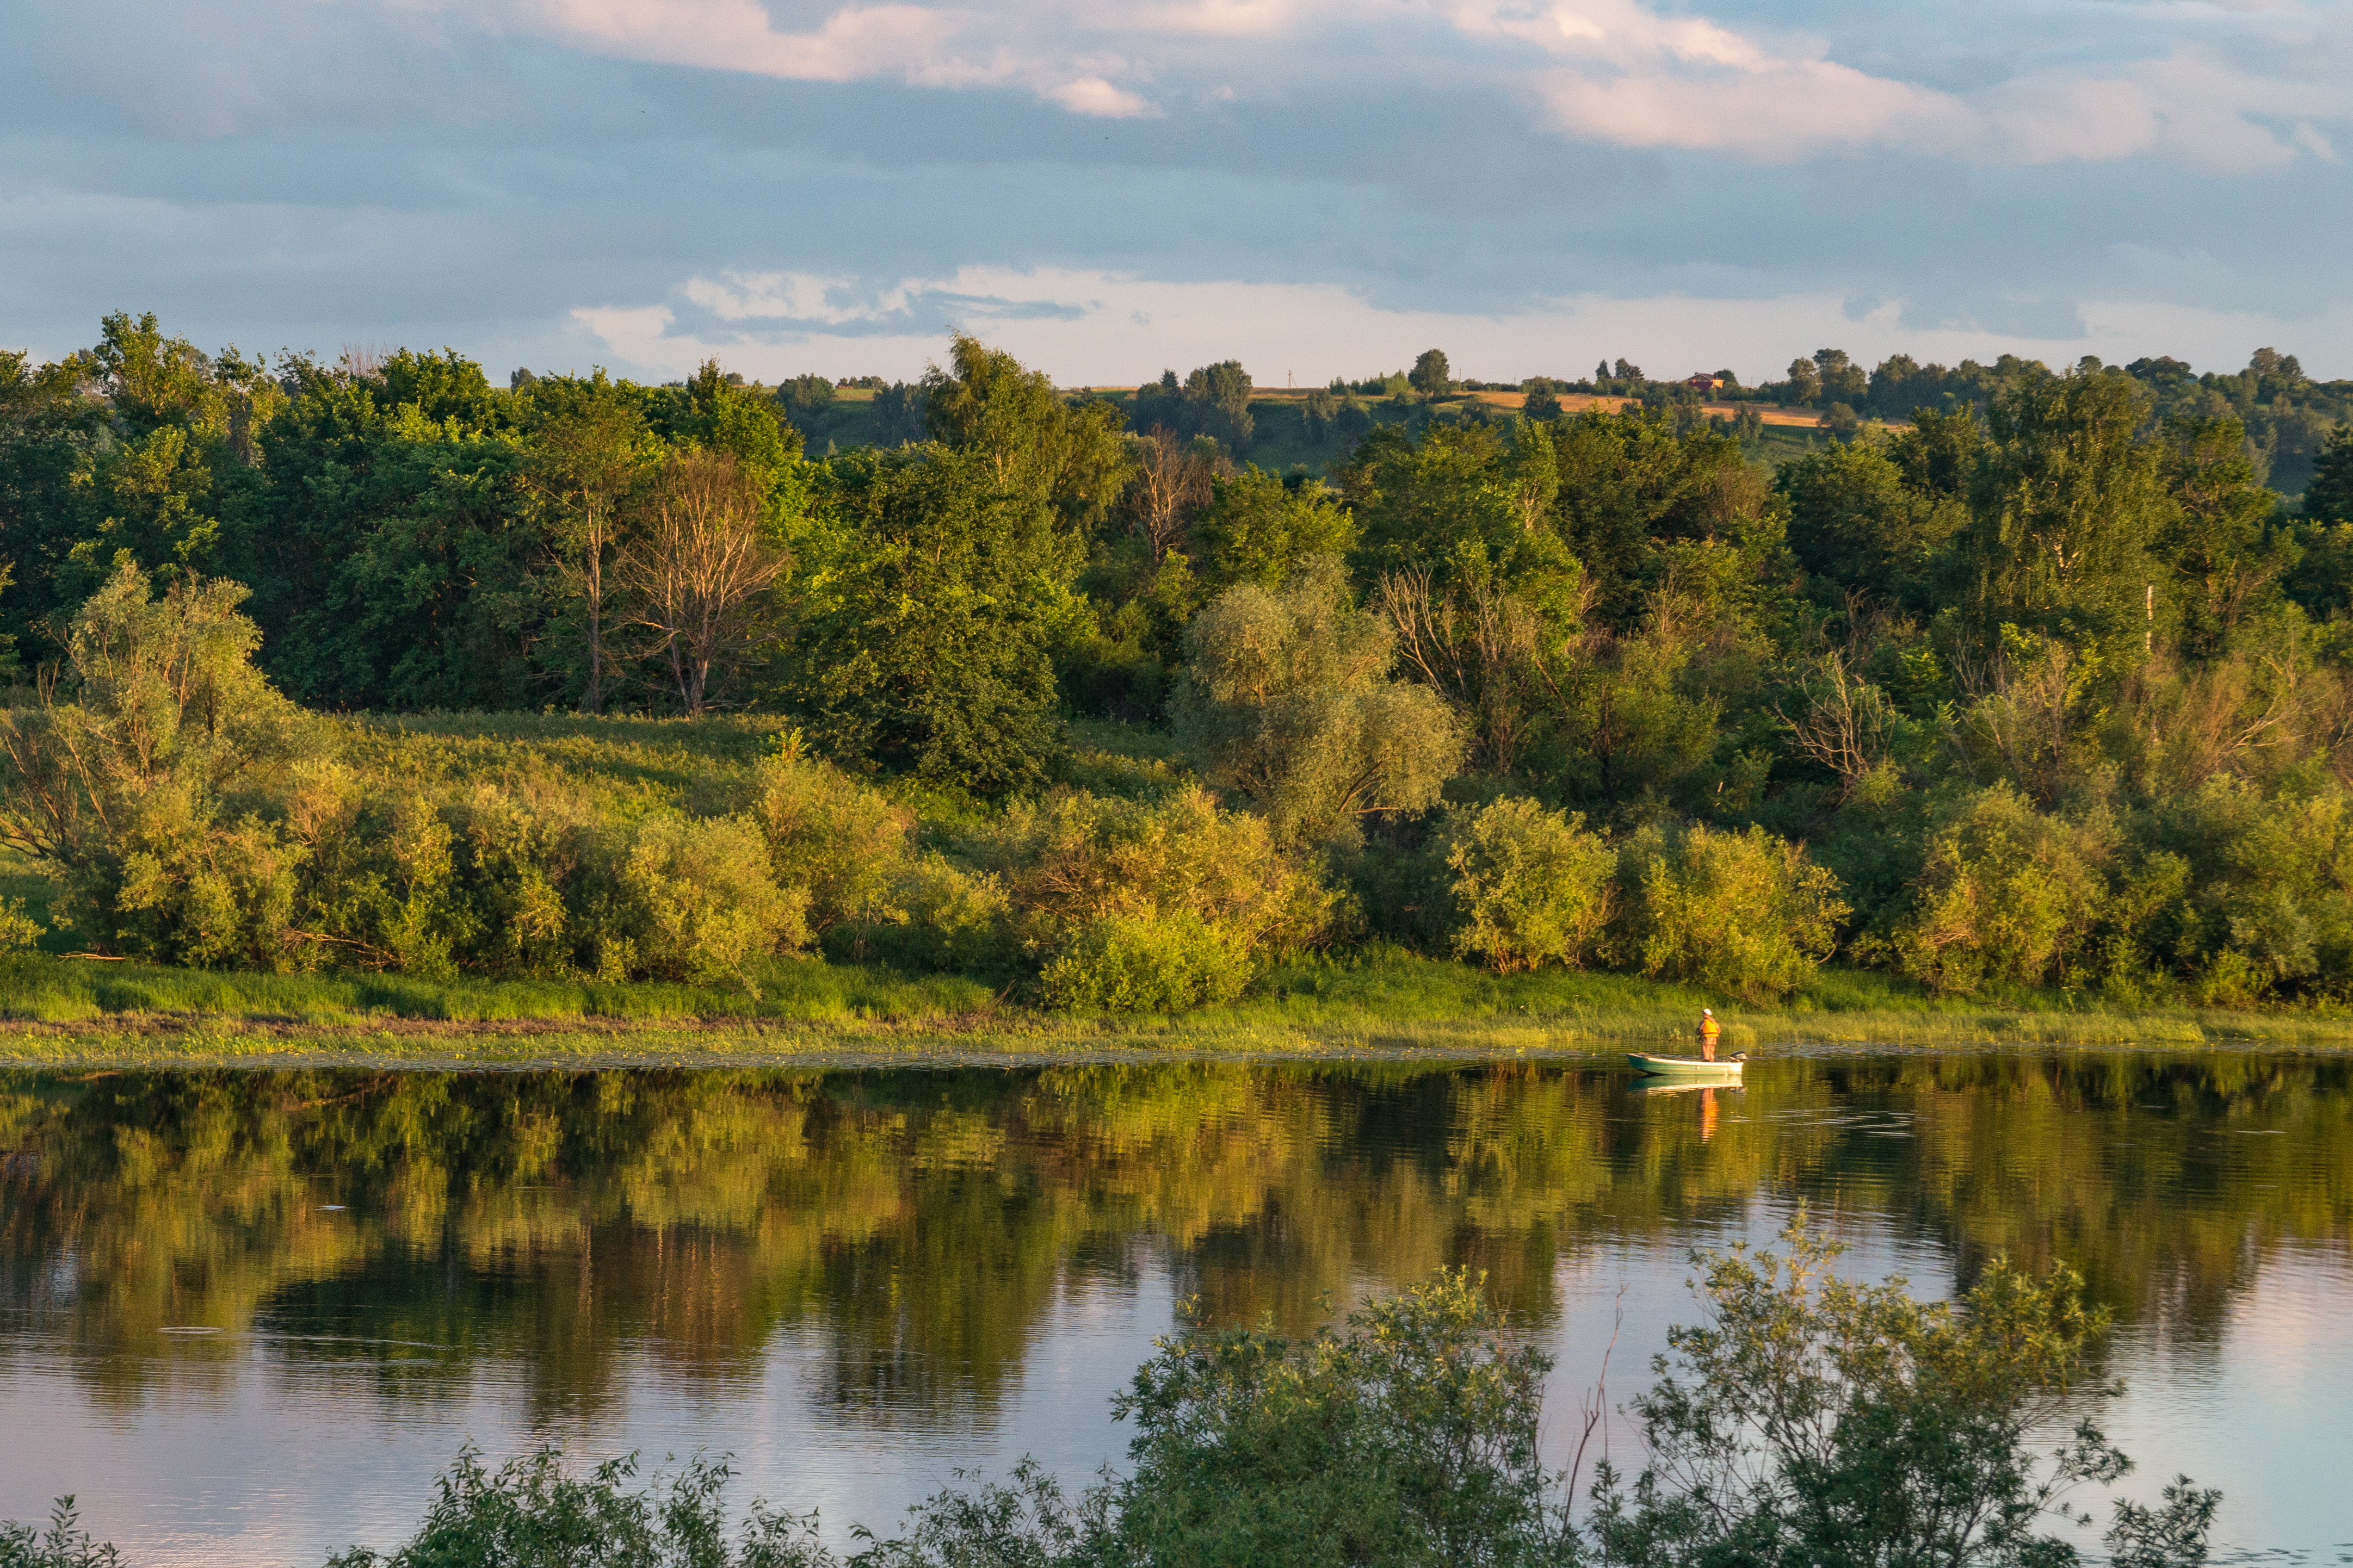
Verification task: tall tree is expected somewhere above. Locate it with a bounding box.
[1964,369,2169,660]
[2306,423,2353,524]
[1197,467,1355,590]
[1777,437,1965,613]
[2153,413,2286,655]
[784,444,1082,794]
[225,349,542,710]
[922,335,1130,530]
[615,450,787,715]
[522,373,654,714]
[1409,350,1452,400]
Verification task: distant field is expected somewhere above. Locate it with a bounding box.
[789,382,1876,474]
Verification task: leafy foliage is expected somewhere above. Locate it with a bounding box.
[1441,798,1615,973]
[10,316,2353,1012]
[1591,1215,2221,1568]
[1175,558,1464,845]
[1616,823,1849,1001]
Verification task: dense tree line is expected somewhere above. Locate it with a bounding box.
[7,313,2353,1006]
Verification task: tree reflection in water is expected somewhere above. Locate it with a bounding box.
[2,1052,2348,1429]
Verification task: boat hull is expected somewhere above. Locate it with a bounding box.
[1628,1052,1744,1077]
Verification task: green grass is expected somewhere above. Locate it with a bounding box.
[335,709,792,809]
[0,951,994,1028]
[4,946,2348,1070]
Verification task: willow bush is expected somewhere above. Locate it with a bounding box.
[1615,822,1849,1001]
[1887,784,2115,996]
[973,786,1335,1011]
[1441,798,1614,974]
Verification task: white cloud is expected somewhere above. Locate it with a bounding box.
[396,0,1164,114]
[683,270,910,324]
[1042,76,1157,117]
[516,0,952,81]
[378,0,2353,169]
[571,265,2353,387]
[1447,0,2353,171]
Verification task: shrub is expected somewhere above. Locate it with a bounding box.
[972,786,1334,1008]
[1592,1216,2219,1568]
[848,852,1011,974]
[1037,912,1253,1013]
[0,1497,121,1568]
[1891,784,2113,994]
[734,737,912,931]
[1617,822,1847,1001]
[1106,1270,1563,1566]
[1442,798,1614,973]
[436,784,597,980]
[2148,778,2353,1003]
[614,813,806,985]
[0,564,317,966]
[318,1448,826,1568]
[0,895,40,953]
[112,809,306,971]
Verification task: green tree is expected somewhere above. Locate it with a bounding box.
[1197,467,1356,590]
[1785,356,1822,406]
[785,444,1080,795]
[1812,346,1868,407]
[1344,423,1580,616]
[2305,423,2353,524]
[657,360,804,498]
[1885,405,1984,499]
[924,335,1131,529]
[1548,410,1751,622]
[1777,438,1965,611]
[1965,369,2169,661]
[224,349,546,710]
[521,373,657,713]
[2152,414,2286,656]
[1175,557,1465,845]
[1409,349,1452,399]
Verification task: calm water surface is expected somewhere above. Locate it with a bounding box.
[2,1052,2350,1563]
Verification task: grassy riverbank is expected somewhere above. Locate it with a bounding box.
[3,949,2346,1070]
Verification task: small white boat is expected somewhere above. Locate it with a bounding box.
[1628,1052,1745,1078]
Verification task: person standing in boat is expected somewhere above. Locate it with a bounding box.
[1699,1008,1720,1062]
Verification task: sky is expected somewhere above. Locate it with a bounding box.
[6,0,2353,388]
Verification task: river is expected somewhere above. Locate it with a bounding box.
[2,1051,2348,1563]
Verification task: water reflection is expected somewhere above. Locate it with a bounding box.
[2,1052,2350,1560]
